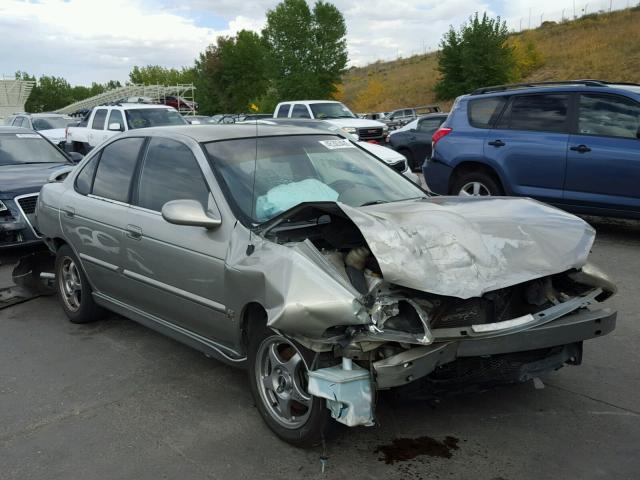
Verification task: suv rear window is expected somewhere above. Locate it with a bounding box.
[468,97,507,128]
[500,94,569,133]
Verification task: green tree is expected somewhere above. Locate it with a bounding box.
[434,13,516,100]
[215,30,270,112]
[262,0,348,100]
[193,44,224,115]
[129,65,195,85]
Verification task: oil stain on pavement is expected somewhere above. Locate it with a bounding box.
[375,435,460,464]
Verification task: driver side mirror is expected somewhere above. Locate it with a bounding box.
[108,122,124,132]
[161,199,222,229]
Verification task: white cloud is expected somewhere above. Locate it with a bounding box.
[0,0,624,86]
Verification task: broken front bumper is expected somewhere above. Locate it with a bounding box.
[373,306,616,389]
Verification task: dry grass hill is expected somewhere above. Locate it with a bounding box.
[337,7,640,113]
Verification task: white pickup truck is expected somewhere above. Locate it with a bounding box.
[65,103,187,154]
[273,100,388,143]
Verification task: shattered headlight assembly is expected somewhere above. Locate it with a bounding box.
[569,262,617,299]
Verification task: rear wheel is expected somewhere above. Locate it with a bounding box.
[451,171,503,197]
[55,245,105,323]
[248,323,330,448]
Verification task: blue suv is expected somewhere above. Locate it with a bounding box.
[424,80,640,219]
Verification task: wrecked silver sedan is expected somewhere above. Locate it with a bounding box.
[35,124,617,447]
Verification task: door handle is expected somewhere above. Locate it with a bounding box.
[488,139,505,147]
[126,224,142,240]
[62,206,75,218]
[570,144,591,153]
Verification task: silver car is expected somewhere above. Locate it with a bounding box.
[36,125,617,447]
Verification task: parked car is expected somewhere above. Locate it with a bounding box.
[36,124,616,447]
[383,105,441,130]
[163,95,198,112]
[0,127,78,247]
[424,80,640,219]
[184,115,212,125]
[387,113,448,171]
[65,103,187,154]
[5,113,76,149]
[237,117,419,183]
[274,100,389,143]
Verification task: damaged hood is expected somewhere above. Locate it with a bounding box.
[338,196,595,299]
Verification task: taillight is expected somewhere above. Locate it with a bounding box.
[432,127,452,147]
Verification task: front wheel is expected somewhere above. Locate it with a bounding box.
[451,171,503,197]
[248,324,331,448]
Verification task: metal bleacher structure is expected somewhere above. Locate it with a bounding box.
[0,78,36,120]
[55,83,196,116]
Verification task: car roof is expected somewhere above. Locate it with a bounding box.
[123,124,340,143]
[279,100,341,105]
[94,103,175,110]
[468,81,640,98]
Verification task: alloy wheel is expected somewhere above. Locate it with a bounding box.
[59,256,82,312]
[255,336,312,429]
[459,181,491,196]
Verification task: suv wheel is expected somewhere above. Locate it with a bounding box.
[248,323,331,448]
[452,171,503,197]
[398,148,417,171]
[55,245,105,323]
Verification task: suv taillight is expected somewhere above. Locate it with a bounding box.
[432,127,452,147]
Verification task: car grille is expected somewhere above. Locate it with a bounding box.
[358,127,383,140]
[389,160,406,173]
[15,194,41,237]
[17,195,38,214]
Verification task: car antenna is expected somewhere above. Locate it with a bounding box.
[246,115,259,256]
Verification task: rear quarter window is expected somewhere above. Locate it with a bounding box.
[468,97,507,128]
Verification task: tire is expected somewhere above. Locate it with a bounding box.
[55,245,105,323]
[451,170,503,197]
[248,322,331,448]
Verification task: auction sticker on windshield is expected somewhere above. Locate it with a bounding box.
[16,134,40,139]
[319,139,356,150]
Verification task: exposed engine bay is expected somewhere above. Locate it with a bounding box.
[250,199,617,427]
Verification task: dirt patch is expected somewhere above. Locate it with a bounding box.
[375,435,460,464]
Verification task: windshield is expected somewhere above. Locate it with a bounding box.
[204,135,424,224]
[309,103,356,119]
[125,108,187,129]
[32,117,73,130]
[0,133,69,165]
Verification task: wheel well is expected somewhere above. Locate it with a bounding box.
[240,302,268,354]
[449,162,503,194]
[50,237,67,251]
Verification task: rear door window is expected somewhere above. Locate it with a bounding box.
[92,109,108,130]
[108,110,125,130]
[468,97,507,128]
[91,137,145,202]
[500,94,569,133]
[135,138,209,212]
[578,94,640,139]
[291,104,311,119]
[276,104,291,118]
[418,117,446,133]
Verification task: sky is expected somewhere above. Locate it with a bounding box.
[0,0,624,86]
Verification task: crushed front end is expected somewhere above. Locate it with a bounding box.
[249,199,617,427]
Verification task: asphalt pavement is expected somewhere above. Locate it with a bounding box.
[1,217,639,480]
